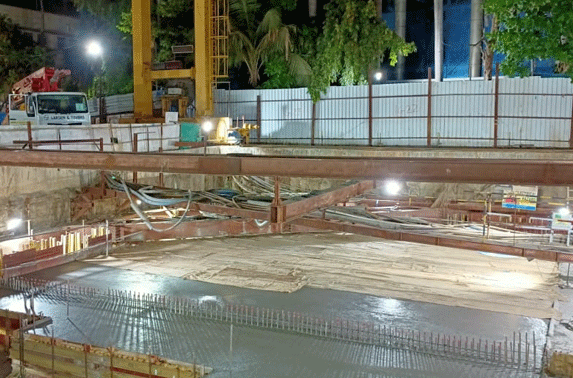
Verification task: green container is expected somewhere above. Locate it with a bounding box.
[179,122,201,148]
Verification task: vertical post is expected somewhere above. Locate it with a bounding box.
[368,73,373,146]
[132,0,153,119]
[132,133,138,183]
[569,94,573,148]
[159,124,164,186]
[256,95,261,143]
[427,68,432,147]
[99,138,104,152]
[105,220,109,257]
[311,102,316,146]
[51,326,55,376]
[194,0,213,117]
[493,62,500,148]
[434,0,444,82]
[229,324,233,378]
[27,121,33,150]
[270,177,284,224]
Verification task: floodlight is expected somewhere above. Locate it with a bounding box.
[385,180,401,196]
[7,218,22,231]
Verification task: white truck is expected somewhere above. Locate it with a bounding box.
[6,67,91,126]
[8,92,91,126]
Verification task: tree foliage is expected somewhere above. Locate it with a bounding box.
[229,7,311,87]
[0,15,50,99]
[308,0,415,102]
[484,0,573,78]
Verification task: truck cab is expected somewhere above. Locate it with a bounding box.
[9,92,91,126]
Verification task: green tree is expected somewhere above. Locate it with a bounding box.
[484,0,573,78]
[0,15,50,99]
[307,0,415,102]
[229,7,311,87]
[70,0,134,96]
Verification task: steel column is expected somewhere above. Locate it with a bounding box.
[427,68,432,147]
[132,0,153,119]
[494,62,500,147]
[195,0,213,116]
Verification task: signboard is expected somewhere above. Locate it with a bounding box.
[502,185,538,211]
[552,212,573,231]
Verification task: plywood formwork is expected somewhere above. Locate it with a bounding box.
[11,334,211,378]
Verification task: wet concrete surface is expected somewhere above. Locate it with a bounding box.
[0,293,540,378]
[0,261,548,377]
[24,261,548,343]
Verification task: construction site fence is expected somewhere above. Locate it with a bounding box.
[0,276,542,373]
[214,75,573,148]
[0,122,180,153]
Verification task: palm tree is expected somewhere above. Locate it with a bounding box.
[229,2,311,87]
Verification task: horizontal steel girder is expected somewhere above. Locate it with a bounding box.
[1,149,573,185]
[292,217,573,263]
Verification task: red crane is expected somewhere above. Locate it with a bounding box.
[11,67,71,95]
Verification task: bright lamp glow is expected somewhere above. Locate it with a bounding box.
[86,40,103,57]
[202,120,213,133]
[374,71,383,81]
[559,207,570,216]
[7,218,22,231]
[136,199,142,205]
[385,180,401,196]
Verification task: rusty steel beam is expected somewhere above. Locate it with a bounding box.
[284,181,375,221]
[122,218,315,240]
[193,203,269,220]
[291,217,573,263]
[2,149,573,185]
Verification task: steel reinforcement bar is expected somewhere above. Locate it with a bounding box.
[1,276,542,373]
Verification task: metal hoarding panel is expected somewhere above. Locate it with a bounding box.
[498,77,572,148]
[214,77,573,147]
[317,86,367,145]
[261,88,312,144]
[373,81,427,146]
[431,80,494,147]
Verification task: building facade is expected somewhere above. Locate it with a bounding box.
[0,4,80,68]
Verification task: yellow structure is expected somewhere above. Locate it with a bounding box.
[132,0,228,120]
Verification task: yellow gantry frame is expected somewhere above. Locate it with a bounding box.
[132,0,214,119]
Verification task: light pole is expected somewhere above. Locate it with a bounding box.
[86,40,106,123]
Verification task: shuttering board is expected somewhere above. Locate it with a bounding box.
[11,334,211,378]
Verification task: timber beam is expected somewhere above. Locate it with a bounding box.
[1,150,573,185]
[291,217,573,263]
